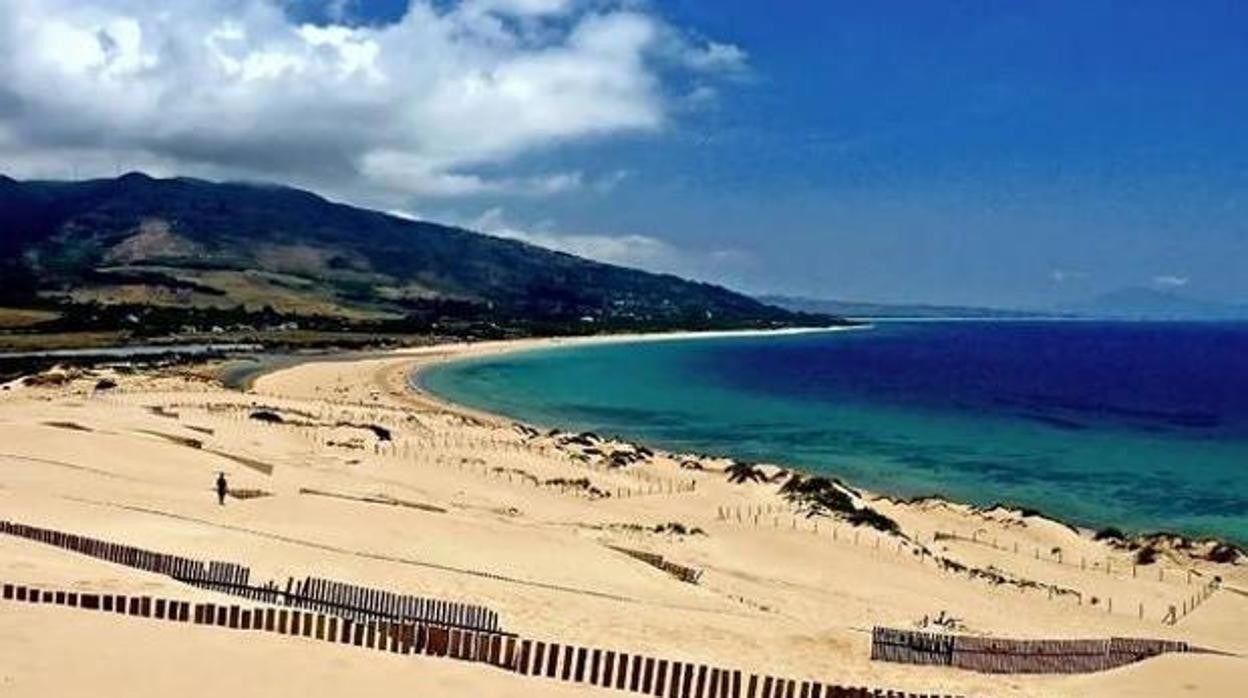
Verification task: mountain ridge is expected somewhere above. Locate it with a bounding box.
[0,173,829,336]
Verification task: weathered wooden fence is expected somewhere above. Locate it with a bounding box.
[0,519,502,633]
[871,627,1191,674]
[2,577,963,697]
[1,580,515,664]
[283,576,501,632]
[502,635,953,698]
[2,518,965,696]
[608,546,703,585]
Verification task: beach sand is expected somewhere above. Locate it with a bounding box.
[1,335,1244,696]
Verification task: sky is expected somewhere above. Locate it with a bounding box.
[1,0,1246,308]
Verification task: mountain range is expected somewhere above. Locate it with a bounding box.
[764,290,1248,322]
[758,295,1051,319]
[0,173,825,336]
[1062,287,1248,321]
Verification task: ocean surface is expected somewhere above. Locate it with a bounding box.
[418,322,1248,544]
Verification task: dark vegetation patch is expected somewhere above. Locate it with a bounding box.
[1094,527,1126,542]
[1207,543,1242,564]
[610,522,707,537]
[513,423,540,439]
[336,421,391,441]
[560,432,601,447]
[543,477,610,499]
[606,449,647,468]
[779,474,900,534]
[725,461,765,483]
[653,522,706,536]
[249,410,284,424]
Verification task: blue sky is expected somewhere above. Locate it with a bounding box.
[455,1,1248,307]
[3,1,1246,307]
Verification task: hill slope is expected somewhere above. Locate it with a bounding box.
[0,173,818,333]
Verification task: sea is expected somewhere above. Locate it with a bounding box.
[417,321,1248,545]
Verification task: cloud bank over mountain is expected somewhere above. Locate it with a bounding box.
[0,0,743,208]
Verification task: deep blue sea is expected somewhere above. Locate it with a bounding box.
[418,322,1248,544]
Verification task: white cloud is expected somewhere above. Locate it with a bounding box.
[462,0,573,17]
[0,0,747,205]
[360,151,583,197]
[386,208,423,221]
[1153,275,1189,288]
[681,40,748,73]
[469,207,752,282]
[684,84,719,105]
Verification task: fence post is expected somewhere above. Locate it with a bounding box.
[654,659,669,697]
[533,641,547,676]
[575,647,588,682]
[519,640,534,674]
[614,652,628,689]
[547,642,561,678]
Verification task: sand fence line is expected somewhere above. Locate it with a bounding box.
[1,519,963,697]
[0,519,503,634]
[930,529,1221,625]
[2,578,963,698]
[711,504,1220,626]
[869,626,1208,674]
[2,578,517,668]
[932,529,1196,582]
[93,390,700,501]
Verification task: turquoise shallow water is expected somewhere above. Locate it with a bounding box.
[418,322,1248,545]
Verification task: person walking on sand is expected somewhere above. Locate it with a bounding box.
[215,472,228,506]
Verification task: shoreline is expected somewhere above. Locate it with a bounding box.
[3,328,1245,697]
[401,332,1246,556]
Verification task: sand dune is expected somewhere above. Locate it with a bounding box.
[1,337,1244,697]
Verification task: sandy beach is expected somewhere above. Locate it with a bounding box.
[1,334,1245,697]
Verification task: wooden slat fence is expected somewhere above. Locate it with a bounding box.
[608,546,703,585]
[0,519,502,633]
[871,626,1191,674]
[2,518,966,696]
[282,576,501,632]
[1,579,513,664]
[3,576,963,697]
[869,627,954,666]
